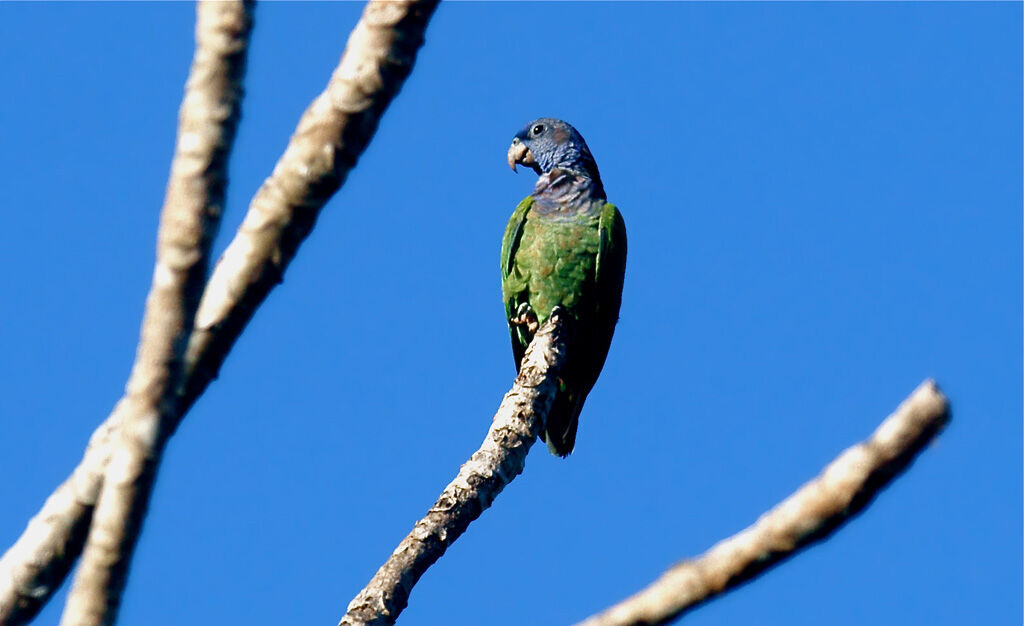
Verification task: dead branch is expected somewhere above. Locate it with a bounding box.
[576,380,949,626]
[0,3,438,623]
[179,0,440,417]
[57,3,255,624]
[339,311,570,626]
[0,2,253,623]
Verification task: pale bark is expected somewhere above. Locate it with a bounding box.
[0,3,253,624]
[1,2,438,623]
[576,380,950,626]
[0,408,123,625]
[0,1,949,624]
[339,312,571,626]
[57,3,254,625]
[179,0,440,416]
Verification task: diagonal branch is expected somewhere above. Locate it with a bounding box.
[57,3,255,625]
[0,2,438,623]
[178,0,439,418]
[576,380,950,626]
[0,2,253,623]
[339,311,571,626]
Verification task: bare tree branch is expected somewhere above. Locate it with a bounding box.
[339,311,571,626]
[0,3,253,624]
[1,2,438,623]
[576,380,950,626]
[0,411,124,626]
[0,406,121,625]
[56,3,255,625]
[179,0,439,417]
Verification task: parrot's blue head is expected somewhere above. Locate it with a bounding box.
[507,118,603,188]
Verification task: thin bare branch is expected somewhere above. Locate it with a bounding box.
[0,3,253,624]
[576,380,950,626]
[339,312,571,626]
[57,3,254,625]
[0,409,122,625]
[1,2,438,622]
[179,0,440,417]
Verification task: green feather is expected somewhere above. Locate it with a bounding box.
[499,195,627,456]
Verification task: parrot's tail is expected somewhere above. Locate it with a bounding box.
[542,383,585,457]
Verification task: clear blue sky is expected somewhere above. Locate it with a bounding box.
[1,3,1020,625]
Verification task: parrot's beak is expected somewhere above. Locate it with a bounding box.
[507,138,537,173]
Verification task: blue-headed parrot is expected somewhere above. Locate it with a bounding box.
[502,118,627,456]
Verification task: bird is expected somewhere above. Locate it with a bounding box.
[502,118,627,457]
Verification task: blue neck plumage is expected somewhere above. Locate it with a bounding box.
[532,167,605,216]
[526,133,606,214]
[532,141,605,199]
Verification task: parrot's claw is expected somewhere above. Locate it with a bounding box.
[510,303,539,334]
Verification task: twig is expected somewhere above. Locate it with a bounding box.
[576,380,950,626]
[57,3,254,625]
[0,2,437,623]
[339,312,571,626]
[0,3,253,624]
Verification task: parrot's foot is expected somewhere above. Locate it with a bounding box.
[510,303,539,334]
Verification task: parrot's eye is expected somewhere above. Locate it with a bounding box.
[531,124,545,136]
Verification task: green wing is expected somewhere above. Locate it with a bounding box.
[596,202,627,311]
[594,202,627,364]
[500,196,534,370]
[544,201,626,457]
[500,196,532,288]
